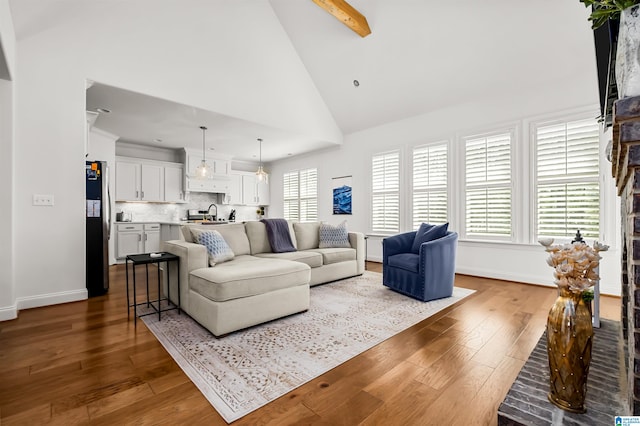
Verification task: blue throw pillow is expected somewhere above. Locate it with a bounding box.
[192,229,235,266]
[319,221,351,248]
[411,222,448,253]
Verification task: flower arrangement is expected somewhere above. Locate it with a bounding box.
[539,238,609,294]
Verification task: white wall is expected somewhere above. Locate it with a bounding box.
[0,0,15,320]
[269,76,623,296]
[0,78,15,320]
[8,0,342,313]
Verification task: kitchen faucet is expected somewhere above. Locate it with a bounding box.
[207,203,217,221]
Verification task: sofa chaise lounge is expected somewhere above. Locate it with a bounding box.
[162,221,365,336]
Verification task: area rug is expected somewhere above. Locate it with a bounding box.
[141,271,475,423]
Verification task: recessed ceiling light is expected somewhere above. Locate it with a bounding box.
[208,147,215,151]
[353,80,360,87]
[96,108,111,114]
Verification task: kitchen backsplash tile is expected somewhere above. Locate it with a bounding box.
[115,192,265,223]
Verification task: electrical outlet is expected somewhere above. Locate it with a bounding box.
[33,194,54,206]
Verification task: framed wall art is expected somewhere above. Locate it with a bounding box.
[332,175,352,215]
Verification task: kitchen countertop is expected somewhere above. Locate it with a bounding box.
[114,220,232,226]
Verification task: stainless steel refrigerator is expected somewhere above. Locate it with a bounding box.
[86,161,111,297]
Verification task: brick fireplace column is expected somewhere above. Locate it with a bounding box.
[612,96,640,414]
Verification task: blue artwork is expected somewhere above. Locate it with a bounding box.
[333,184,352,215]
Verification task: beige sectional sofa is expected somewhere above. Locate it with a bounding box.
[162,221,365,336]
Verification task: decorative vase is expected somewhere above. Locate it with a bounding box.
[616,5,640,99]
[546,287,593,413]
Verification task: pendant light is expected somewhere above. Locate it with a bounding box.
[195,126,211,179]
[255,138,269,183]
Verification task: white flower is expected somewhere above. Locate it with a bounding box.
[541,239,603,295]
[593,241,609,252]
[538,238,554,247]
[556,264,573,276]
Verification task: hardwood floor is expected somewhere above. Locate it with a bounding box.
[0,262,621,425]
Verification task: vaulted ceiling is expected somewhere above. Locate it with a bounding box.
[7,0,597,161]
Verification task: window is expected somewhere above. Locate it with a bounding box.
[283,168,317,222]
[535,118,600,239]
[412,143,448,228]
[464,132,512,237]
[371,151,400,233]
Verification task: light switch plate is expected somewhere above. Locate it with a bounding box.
[33,194,54,206]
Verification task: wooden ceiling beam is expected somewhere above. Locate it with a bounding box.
[311,0,371,38]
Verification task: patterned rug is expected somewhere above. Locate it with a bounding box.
[141,271,475,423]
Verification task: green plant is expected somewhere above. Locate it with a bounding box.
[580,0,640,29]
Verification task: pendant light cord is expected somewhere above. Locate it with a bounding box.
[200,126,207,161]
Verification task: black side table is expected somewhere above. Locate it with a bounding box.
[125,252,180,325]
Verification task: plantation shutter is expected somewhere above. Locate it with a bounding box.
[299,168,318,222]
[371,151,400,233]
[283,168,317,222]
[536,118,600,238]
[413,143,448,228]
[283,171,299,221]
[465,133,512,237]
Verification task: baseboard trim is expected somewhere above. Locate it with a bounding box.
[0,304,17,321]
[455,266,550,287]
[16,289,88,311]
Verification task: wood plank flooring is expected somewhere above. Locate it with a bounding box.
[0,262,621,425]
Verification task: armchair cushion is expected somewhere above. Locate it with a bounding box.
[411,222,448,253]
[387,253,419,273]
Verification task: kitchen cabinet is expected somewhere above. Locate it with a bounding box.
[242,174,270,206]
[115,160,163,202]
[161,224,182,242]
[115,157,185,203]
[116,223,143,258]
[185,152,230,177]
[115,161,140,201]
[116,223,160,258]
[164,165,184,202]
[185,176,230,193]
[144,223,161,253]
[257,179,270,205]
[222,173,242,204]
[182,149,232,194]
[141,164,163,201]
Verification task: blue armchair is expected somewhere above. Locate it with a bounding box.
[382,230,458,302]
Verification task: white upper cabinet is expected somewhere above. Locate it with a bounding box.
[164,165,184,202]
[115,161,140,201]
[241,173,270,206]
[223,173,242,204]
[115,157,185,203]
[242,174,259,206]
[257,179,270,205]
[184,149,231,177]
[183,148,232,194]
[141,163,163,202]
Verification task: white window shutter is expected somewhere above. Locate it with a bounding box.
[372,151,400,233]
[283,168,317,222]
[412,143,448,228]
[464,133,512,237]
[536,118,600,238]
